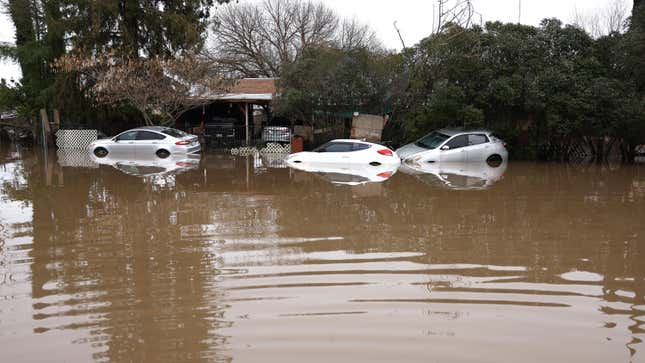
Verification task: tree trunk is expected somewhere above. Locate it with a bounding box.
[586,136,597,162]
[595,138,604,164]
[603,137,616,162]
[621,141,636,164]
[7,0,37,81]
[43,0,65,58]
[40,108,53,146]
[53,109,60,132]
[140,109,153,126]
[119,0,142,57]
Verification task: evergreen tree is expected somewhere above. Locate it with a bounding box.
[2,0,231,130]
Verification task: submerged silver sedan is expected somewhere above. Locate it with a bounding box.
[88,126,201,159]
[396,128,508,163]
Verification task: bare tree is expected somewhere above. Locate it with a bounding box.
[54,52,232,126]
[571,0,629,38]
[605,0,630,33]
[210,0,381,77]
[434,0,481,34]
[337,18,382,51]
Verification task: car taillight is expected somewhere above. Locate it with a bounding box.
[503,143,507,148]
[377,149,393,156]
[377,172,393,178]
[175,140,190,145]
[176,162,193,166]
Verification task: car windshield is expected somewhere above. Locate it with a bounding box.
[161,128,188,138]
[415,132,450,149]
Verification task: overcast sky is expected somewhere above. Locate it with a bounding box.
[0,0,633,81]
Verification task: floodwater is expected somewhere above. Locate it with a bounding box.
[1,145,644,363]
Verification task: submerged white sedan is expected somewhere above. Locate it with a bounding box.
[286,139,401,167]
[88,126,200,159]
[396,129,508,163]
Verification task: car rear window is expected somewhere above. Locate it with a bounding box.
[136,131,166,140]
[468,134,488,145]
[161,128,188,138]
[352,143,371,151]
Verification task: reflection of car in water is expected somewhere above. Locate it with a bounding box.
[636,145,645,163]
[287,139,400,167]
[90,153,201,177]
[399,160,507,190]
[396,128,508,164]
[288,162,398,186]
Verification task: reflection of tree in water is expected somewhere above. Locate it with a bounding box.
[19,149,232,362]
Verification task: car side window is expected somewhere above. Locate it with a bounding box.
[468,134,489,146]
[321,142,354,152]
[444,135,468,149]
[136,131,166,140]
[352,143,371,151]
[116,131,138,141]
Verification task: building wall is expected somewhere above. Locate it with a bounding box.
[351,114,386,142]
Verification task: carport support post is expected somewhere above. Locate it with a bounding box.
[245,102,250,146]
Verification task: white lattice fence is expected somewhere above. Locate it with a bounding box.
[231,143,291,156]
[260,143,291,154]
[56,150,99,168]
[56,129,98,149]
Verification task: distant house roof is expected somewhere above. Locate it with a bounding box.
[230,78,277,94]
[208,78,277,103]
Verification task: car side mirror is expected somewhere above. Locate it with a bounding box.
[440,145,450,151]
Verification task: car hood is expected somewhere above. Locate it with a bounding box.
[395,142,428,159]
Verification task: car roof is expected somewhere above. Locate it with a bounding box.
[436,128,493,136]
[131,126,168,131]
[329,139,378,145]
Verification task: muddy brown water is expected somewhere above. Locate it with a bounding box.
[0,145,644,362]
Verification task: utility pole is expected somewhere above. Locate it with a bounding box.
[393,21,406,49]
[518,0,522,24]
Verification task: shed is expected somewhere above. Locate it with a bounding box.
[181,78,278,146]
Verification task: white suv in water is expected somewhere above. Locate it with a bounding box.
[395,129,508,163]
